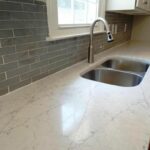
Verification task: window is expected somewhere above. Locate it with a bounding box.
[46,0,106,41]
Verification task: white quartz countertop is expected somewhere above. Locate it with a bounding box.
[0,41,150,150]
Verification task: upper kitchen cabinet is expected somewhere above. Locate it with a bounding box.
[106,0,150,15]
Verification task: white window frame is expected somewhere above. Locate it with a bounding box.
[46,0,106,41]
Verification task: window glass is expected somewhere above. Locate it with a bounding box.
[57,0,99,25]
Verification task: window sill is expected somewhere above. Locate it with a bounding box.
[46,31,105,41]
[58,24,91,29]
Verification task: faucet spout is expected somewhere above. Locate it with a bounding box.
[88,17,113,64]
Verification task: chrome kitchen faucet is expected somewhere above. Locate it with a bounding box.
[88,17,113,63]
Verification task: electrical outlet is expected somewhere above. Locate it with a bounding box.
[115,24,118,34]
[124,24,127,32]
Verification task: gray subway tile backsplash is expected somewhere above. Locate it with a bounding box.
[0,0,133,96]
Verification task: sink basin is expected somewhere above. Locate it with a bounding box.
[100,58,149,74]
[82,68,143,87]
[82,58,149,87]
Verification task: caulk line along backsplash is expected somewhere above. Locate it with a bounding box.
[0,0,133,96]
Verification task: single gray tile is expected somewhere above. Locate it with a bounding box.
[43,5,47,13]
[0,38,15,47]
[0,62,17,72]
[32,71,48,82]
[14,28,33,37]
[29,47,48,57]
[11,11,35,20]
[9,79,31,91]
[23,3,44,12]
[22,0,34,3]
[32,27,48,36]
[48,55,67,64]
[0,73,6,82]
[48,62,69,75]
[3,51,29,63]
[14,27,48,37]
[19,56,39,66]
[40,50,65,61]
[36,41,49,48]
[40,63,53,73]
[15,35,46,45]
[34,0,46,5]
[5,0,34,3]
[31,60,48,70]
[47,44,59,52]
[0,57,3,64]
[0,29,13,38]
[50,59,69,71]
[0,76,20,87]
[0,86,8,96]
[0,11,11,20]
[6,65,30,78]
[0,1,23,11]
[0,21,23,30]
[20,69,40,81]
[0,20,46,30]
[16,42,37,51]
[1,20,34,29]
[0,46,15,56]
[34,12,47,20]
[11,20,27,29]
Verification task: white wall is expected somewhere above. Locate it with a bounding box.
[132,16,150,41]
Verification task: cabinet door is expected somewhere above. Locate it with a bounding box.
[136,0,149,11]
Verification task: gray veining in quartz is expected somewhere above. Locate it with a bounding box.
[0,40,150,150]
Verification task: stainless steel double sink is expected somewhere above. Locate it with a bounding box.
[81,58,149,87]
